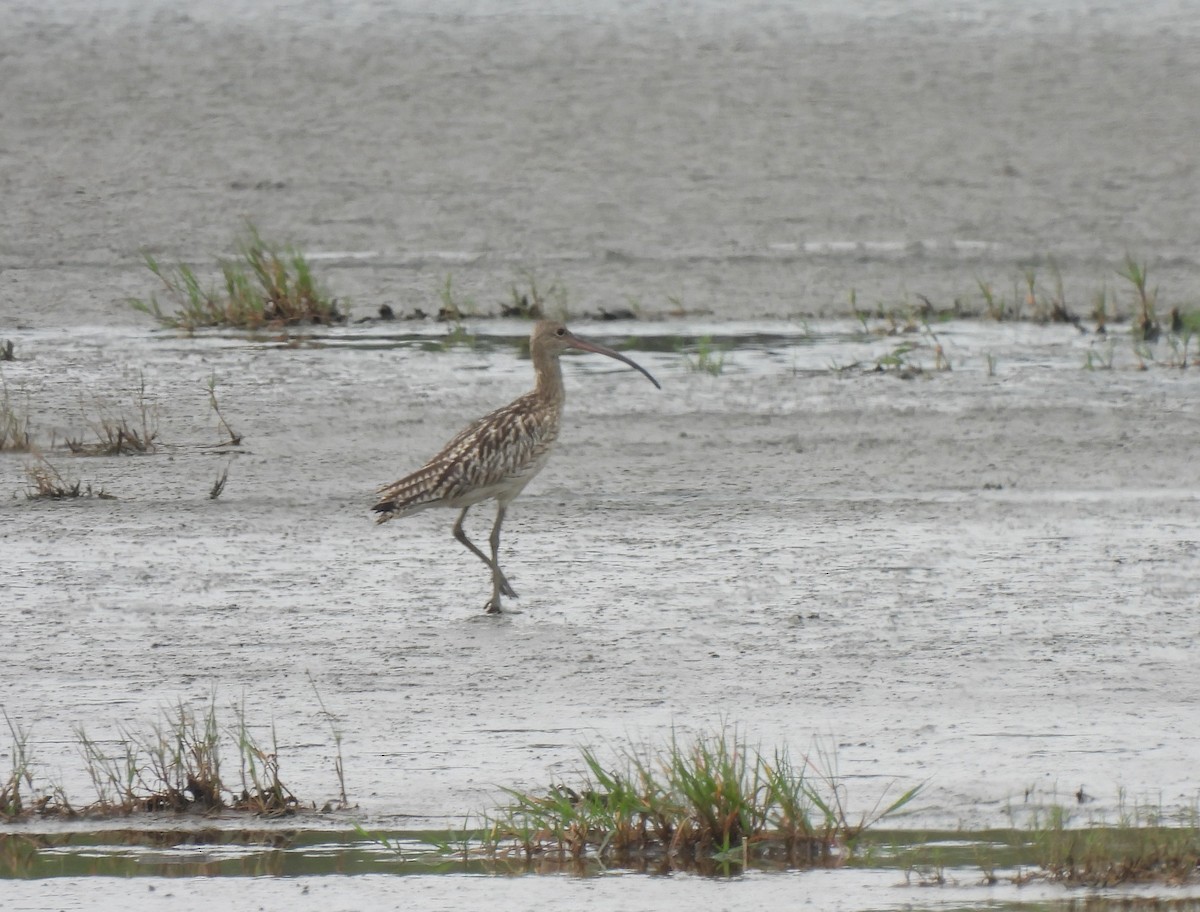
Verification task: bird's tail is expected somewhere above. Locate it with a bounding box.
[372,465,446,524]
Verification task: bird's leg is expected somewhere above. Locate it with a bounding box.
[452,506,517,612]
[485,504,519,611]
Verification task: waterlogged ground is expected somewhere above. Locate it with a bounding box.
[3,318,1200,909]
[3,0,1200,909]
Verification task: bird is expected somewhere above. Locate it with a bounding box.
[373,320,661,614]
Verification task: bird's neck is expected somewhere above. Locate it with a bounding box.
[532,347,566,406]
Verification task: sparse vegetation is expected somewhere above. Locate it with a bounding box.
[1001,799,1200,887]
[0,381,32,452]
[130,224,345,330]
[2,696,309,820]
[480,729,920,868]
[65,373,159,456]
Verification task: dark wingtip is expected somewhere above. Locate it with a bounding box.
[372,501,394,514]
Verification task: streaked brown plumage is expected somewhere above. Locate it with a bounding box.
[374,320,660,614]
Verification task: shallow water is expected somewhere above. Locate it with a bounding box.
[3,1,1200,908]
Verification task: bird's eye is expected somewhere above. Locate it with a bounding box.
[555,327,566,337]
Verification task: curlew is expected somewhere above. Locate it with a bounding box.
[373,320,660,614]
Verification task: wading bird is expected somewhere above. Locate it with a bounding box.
[373,320,660,614]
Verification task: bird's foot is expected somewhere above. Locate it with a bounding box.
[482,597,523,615]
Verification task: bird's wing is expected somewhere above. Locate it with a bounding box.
[373,393,556,521]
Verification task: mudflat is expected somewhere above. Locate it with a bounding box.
[2,2,1199,908]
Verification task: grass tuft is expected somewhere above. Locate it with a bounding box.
[130,224,345,331]
[1,712,34,819]
[480,728,920,870]
[1118,255,1160,342]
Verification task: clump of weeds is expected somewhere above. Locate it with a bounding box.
[7,696,308,819]
[130,223,346,330]
[502,269,569,320]
[23,456,111,500]
[65,373,159,456]
[480,727,920,870]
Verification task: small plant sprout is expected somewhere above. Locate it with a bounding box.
[437,274,476,323]
[1044,259,1077,325]
[1166,307,1200,369]
[985,352,998,377]
[130,223,345,330]
[924,323,951,372]
[978,278,1009,321]
[209,461,231,500]
[1118,255,1159,341]
[206,374,242,446]
[1084,338,1116,371]
[308,673,349,810]
[1092,286,1112,333]
[680,335,727,376]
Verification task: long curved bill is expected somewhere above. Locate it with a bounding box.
[565,332,662,389]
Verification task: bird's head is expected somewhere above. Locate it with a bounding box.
[531,321,661,389]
